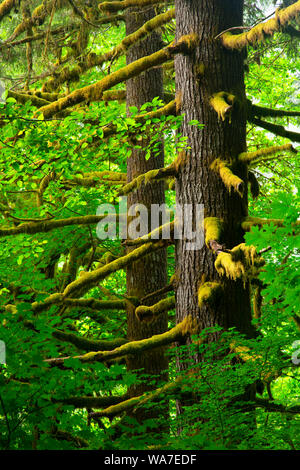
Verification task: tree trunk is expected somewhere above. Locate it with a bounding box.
[125,7,168,404]
[174,0,257,409]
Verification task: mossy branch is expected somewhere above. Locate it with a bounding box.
[220,1,300,49]
[54,394,128,409]
[52,329,127,351]
[0,0,15,21]
[89,379,182,419]
[210,92,236,121]
[63,171,126,188]
[120,162,177,196]
[135,296,175,322]
[210,159,244,196]
[45,241,168,305]
[249,102,300,119]
[44,315,197,366]
[50,429,89,448]
[33,295,128,313]
[7,90,51,108]
[124,221,175,246]
[38,35,197,118]
[241,216,285,232]
[238,143,296,164]
[250,117,300,143]
[98,0,165,13]
[7,0,65,42]
[0,214,116,237]
[215,243,265,283]
[45,9,175,90]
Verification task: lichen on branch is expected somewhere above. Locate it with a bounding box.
[238,143,296,164]
[44,315,198,366]
[220,1,300,49]
[38,35,197,118]
[135,296,175,322]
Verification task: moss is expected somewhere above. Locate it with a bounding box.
[0,0,15,20]
[198,282,223,308]
[38,36,196,118]
[121,160,177,196]
[221,1,300,49]
[204,217,223,248]
[210,92,235,121]
[98,0,164,13]
[211,158,244,196]
[249,117,300,143]
[239,143,295,164]
[45,315,195,366]
[215,243,265,283]
[135,296,175,322]
[241,216,284,232]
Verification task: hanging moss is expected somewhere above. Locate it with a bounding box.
[198,282,223,308]
[220,1,300,49]
[210,159,244,196]
[135,296,175,322]
[215,243,265,283]
[238,143,296,164]
[204,217,223,249]
[210,92,235,121]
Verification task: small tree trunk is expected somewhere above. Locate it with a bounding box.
[125,7,168,415]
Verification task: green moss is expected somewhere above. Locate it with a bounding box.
[211,159,244,196]
[221,2,300,50]
[238,143,295,164]
[215,243,265,283]
[198,282,223,308]
[210,92,235,121]
[135,296,175,322]
[204,217,223,248]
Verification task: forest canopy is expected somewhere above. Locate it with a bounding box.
[0,0,299,451]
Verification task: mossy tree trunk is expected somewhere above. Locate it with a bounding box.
[125,6,168,417]
[174,0,257,411]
